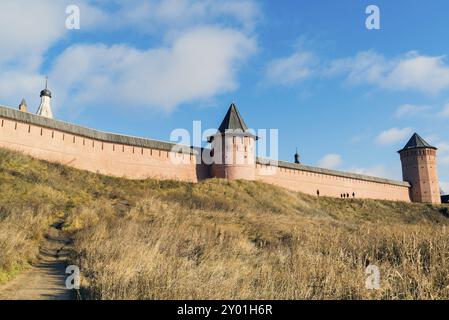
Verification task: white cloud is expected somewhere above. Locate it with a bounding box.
[104,0,260,34]
[0,0,108,109]
[0,0,259,112]
[393,102,449,119]
[375,127,413,145]
[317,154,343,169]
[385,54,449,94]
[0,0,106,70]
[49,27,257,112]
[395,104,430,118]
[214,0,260,31]
[327,50,387,86]
[424,138,449,167]
[267,49,449,94]
[265,52,316,85]
[439,103,449,117]
[0,72,44,107]
[329,51,449,95]
[0,1,66,71]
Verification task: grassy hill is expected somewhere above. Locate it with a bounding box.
[0,147,449,299]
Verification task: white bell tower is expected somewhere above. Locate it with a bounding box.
[36,77,54,119]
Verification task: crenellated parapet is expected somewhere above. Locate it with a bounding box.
[0,96,443,204]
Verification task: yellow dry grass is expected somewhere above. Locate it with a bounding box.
[1,148,449,299]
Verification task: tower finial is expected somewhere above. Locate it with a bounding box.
[40,76,52,99]
[37,75,53,118]
[294,147,300,164]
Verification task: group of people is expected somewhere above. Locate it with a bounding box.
[315,190,356,199]
[340,192,355,199]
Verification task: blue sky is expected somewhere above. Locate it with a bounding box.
[1,0,449,192]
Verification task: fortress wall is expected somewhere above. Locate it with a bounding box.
[0,105,413,202]
[0,116,199,182]
[255,163,411,202]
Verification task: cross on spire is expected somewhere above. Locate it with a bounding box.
[37,75,54,118]
[40,76,52,98]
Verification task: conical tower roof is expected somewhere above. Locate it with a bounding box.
[208,103,256,142]
[398,133,436,152]
[217,103,249,133]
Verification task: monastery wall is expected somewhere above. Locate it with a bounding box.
[0,106,199,182]
[255,161,411,202]
[0,105,412,202]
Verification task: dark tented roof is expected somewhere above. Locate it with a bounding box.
[208,103,257,142]
[217,103,249,133]
[398,133,436,152]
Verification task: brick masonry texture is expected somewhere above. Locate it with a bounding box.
[0,104,436,203]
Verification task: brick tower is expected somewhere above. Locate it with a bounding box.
[398,133,441,204]
[209,103,257,180]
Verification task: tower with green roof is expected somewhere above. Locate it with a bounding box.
[398,133,441,204]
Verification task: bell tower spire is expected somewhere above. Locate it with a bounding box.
[36,76,54,119]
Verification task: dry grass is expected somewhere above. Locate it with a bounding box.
[70,181,449,300]
[0,208,51,283]
[1,148,449,299]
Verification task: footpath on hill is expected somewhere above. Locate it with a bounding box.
[0,220,73,300]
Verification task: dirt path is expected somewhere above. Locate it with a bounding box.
[0,220,74,300]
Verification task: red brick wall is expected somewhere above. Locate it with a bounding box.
[255,164,411,202]
[0,116,198,182]
[0,115,412,202]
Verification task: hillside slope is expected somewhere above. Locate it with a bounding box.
[0,148,448,299]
